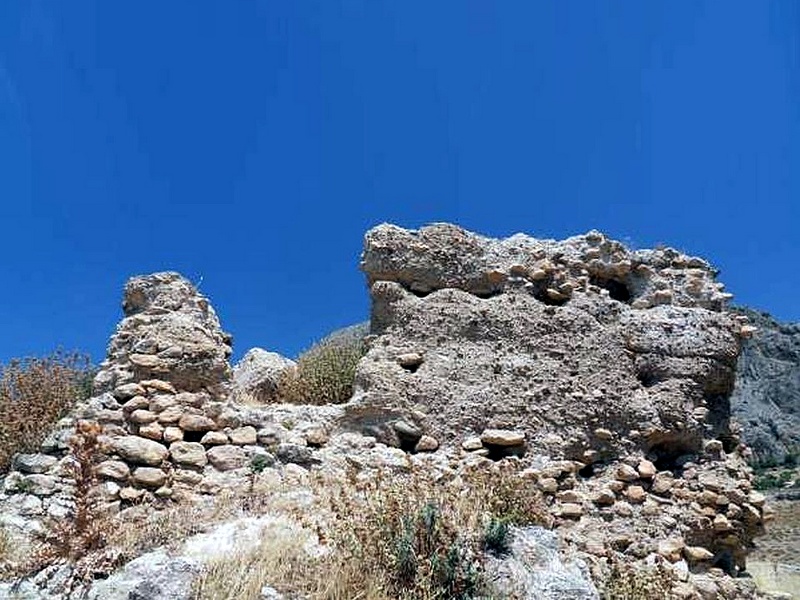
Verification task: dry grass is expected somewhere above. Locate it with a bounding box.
[0,527,13,578]
[277,329,367,405]
[597,557,677,600]
[0,351,93,472]
[192,521,316,600]
[193,462,549,600]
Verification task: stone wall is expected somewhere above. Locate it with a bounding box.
[354,223,750,462]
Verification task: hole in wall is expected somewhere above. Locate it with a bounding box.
[474,289,503,300]
[590,276,633,304]
[648,440,697,473]
[183,430,204,443]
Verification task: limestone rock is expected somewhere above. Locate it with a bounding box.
[86,550,200,600]
[170,442,208,468]
[730,307,800,464]
[12,454,57,474]
[95,460,131,481]
[229,426,257,445]
[232,348,296,403]
[132,467,168,488]
[481,429,525,447]
[179,413,217,432]
[113,436,168,466]
[207,445,247,471]
[485,526,598,599]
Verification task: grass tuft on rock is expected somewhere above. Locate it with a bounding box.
[277,326,367,405]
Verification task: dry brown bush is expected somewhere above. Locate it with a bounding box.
[0,350,93,472]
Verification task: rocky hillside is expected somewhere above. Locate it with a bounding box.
[731,307,800,465]
[0,224,783,600]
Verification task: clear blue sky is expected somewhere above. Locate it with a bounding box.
[0,1,797,365]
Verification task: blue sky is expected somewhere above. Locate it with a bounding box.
[0,1,797,365]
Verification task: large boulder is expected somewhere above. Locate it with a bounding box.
[353,223,746,462]
[232,348,296,403]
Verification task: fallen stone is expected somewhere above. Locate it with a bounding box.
[415,435,439,452]
[481,429,525,447]
[275,443,315,466]
[626,485,646,503]
[462,437,484,451]
[684,546,714,562]
[615,464,639,482]
[556,503,583,519]
[637,459,657,479]
[657,538,685,562]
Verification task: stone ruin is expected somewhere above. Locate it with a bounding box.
[351,223,765,587]
[3,272,297,513]
[0,226,773,599]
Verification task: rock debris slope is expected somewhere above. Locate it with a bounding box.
[731,307,800,464]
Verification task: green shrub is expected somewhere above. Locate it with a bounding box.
[277,326,367,404]
[0,351,94,472]
[481,517,511,557]
[315,464,549,599]
[754,469,795,491]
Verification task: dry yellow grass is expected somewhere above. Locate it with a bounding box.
[192,463,549,600]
